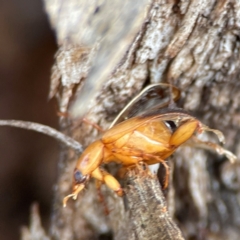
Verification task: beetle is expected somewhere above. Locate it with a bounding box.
[63,84,236,206]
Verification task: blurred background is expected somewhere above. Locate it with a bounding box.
[0,0,58,239]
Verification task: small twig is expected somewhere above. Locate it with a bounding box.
[0,120,82,153]
[125,167,185,240]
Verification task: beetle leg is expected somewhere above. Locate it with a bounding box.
[82,118,104,132]
[118,166,128,178]
[95,180,104,201]
[141,154,170,189]
[95,180,110,215]
[135,152,170,189]
[92,168,124,196]
[112,147,171,188]
[159,159,169,189]
[186,136,237,163]
[103,170,124,196]
[169,119,199,146]
[72,118,104,132]
[118,163,147,178]
[116,147,170,189]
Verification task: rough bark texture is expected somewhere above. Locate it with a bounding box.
[124,167,184,240]
[22,0,240,239]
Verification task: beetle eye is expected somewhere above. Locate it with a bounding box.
[164,120,177,133]
[74,169,86,184]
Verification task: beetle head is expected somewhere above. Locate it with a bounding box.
[63,168,90,207]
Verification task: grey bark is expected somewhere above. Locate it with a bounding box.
[22,0,240,240]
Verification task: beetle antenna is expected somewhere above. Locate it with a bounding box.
[0,120,82,153]
[168,78,177,109]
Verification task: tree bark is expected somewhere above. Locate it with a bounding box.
[22,0,240,239]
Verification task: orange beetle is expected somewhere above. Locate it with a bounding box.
[63,84,236,206]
